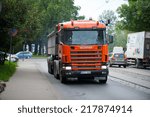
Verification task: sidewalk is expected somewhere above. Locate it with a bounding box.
[0,59,58,100]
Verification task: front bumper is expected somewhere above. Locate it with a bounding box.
[61,69,108,78]
[110,61,127,65]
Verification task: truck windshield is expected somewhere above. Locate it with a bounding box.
[61,30,106,45]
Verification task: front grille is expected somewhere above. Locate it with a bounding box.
[70,47,102,70]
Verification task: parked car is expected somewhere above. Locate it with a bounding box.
[109,52,127,68]
[113,46,124,53]
[16,51,32,59]
[6,54,19,62]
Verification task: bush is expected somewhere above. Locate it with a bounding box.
[0,61,17,81]
[0,51,6,65]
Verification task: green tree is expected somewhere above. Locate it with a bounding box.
[0,0,83,53]
[0,0,34,52]
[28,0,83,54]
[99,10,117,35]
[99,10,117,52]
[117,0,150,31]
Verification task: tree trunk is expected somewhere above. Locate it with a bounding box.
[34,41,38,55]
[39,42,42,55]
[28,42,32,52]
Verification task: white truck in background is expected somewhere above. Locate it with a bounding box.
[126,31,150,68]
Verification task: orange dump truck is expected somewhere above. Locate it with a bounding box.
[47,20,113,83]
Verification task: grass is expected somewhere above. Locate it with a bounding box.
[32,54,47,58]
[0,61,17,82]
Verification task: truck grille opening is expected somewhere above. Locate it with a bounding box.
[70,47,102,70]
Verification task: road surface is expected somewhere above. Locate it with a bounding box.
[1,59,150,100]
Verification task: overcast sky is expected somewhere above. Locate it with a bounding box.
[74,0,128,20]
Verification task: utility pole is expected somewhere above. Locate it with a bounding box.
[9,35,12,66]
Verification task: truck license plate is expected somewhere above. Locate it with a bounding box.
[80,71,91,74]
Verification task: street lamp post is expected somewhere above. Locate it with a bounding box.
[9,35,12,66]
[8,28,18,65]
[23,34,27,61]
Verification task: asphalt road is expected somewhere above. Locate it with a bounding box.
[1,58,150,100]
[109,65,150,93]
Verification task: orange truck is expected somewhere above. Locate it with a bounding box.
[47,20,113,83]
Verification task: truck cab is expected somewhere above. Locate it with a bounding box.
[47,20,113,83]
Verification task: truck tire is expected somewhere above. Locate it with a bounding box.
[143,66,147,69]
[60,72,67,84]
[54,61,59,79]
[136,59,140,68]
[59,62,67,84]
[48,68,51,74]
[99,76,107,84]
[48,64,53,74]
[123,65,126,68]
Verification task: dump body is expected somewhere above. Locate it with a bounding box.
[126,31,150,67]
[48,33,56,55]
[47,20,110,83]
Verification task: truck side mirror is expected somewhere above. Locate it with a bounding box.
[109,35,113,43]
[106,34,113,44]
[105,19,110,26]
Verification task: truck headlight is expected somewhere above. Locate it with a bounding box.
[65,66,72,70]
[101,66,107,69]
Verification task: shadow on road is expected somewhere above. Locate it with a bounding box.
[64,79,108,86]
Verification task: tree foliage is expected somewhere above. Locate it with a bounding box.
[0,0,29,52]
[99,10,118,51]
[117,0,150,31]
[99,10,117,35]
[0,0,84,53]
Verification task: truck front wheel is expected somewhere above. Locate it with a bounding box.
[59,62,67,83]
[59,72,67,84]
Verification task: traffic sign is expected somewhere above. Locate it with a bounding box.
[8,28,18,37]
